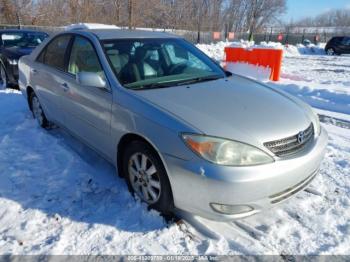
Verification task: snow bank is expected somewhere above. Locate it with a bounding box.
[285,43,326,56]
[196,41,231,61]
[229,40,283,50]
[196,41,327,61]
[226,62,271,81]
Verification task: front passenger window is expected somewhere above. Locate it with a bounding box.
[68,36,103,77]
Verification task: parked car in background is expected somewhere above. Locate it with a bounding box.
[0,30,48,89]
[19,28,327,221]
[325,36,350,55]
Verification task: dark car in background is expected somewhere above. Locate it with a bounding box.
[0,30,48,89]
[325,36,350,56]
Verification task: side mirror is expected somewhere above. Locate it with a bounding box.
[76,72,107,90]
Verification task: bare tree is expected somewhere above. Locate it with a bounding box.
[295,8,350,27]
[112,0,122,26]
[128,0,134,29]
[245,0,286,40]
[0,0,288,42]
[0,0,16,24]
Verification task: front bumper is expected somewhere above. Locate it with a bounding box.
[164,127,328,221]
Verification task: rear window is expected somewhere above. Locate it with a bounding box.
[38,35,71,71]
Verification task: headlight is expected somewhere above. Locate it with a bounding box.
[8,59,18,65]
[181,134,274,166]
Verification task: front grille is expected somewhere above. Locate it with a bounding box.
[264,124,314,157]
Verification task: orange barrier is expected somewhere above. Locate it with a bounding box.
[224,47,283,81]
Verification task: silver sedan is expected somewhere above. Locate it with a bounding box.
[18,28,328,221]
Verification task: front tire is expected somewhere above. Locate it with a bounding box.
[122,140,174,216]
[326,48,336,56]
[29,92,49,128]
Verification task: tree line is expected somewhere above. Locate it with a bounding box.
[0,0,286,36]
[292,8,350,28]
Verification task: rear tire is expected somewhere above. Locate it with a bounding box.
[122,140,174,216]
[29,92,49,128]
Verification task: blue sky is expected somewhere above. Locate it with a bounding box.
[284,0,350,22]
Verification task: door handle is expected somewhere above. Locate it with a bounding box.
[61,82,69,91]
[30,69,38,74]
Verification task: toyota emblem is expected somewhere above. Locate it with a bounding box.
[297,131,305,144]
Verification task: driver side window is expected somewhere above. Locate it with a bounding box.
[68,36,103,77]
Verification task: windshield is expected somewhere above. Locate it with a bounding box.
[102,38,225,89]
[1,32,48,48]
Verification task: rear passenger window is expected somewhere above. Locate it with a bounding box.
[38,35,71,70]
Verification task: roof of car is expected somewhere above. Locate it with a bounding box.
[71,28,180,40]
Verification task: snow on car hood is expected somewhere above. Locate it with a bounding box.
[135,75,312,147]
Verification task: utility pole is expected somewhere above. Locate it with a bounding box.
[14,0,22,29]
[248,0,258,42]
[16,12,22,29]
[128,0,134,30]
[196,0,204,44]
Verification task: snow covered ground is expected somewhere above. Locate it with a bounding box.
[0,42,349,255]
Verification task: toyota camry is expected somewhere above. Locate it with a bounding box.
[18,27,328,220]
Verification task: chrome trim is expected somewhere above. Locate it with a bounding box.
[269,169,318,204]
[264,124,314,157]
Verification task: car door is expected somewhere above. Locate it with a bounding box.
[336,37,348,54]
[59,35,113,159]
[30,34,72,125]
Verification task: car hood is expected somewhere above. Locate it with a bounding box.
[3,46,34,59]
[134,75,312,148]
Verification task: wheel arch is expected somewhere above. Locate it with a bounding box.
[117,132,176,215]
[117,133,174,197]
[117,133,164,175]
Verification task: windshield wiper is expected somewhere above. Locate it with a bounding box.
[172,75,223,86]
[135,82,176,90]
[132,75,223,90]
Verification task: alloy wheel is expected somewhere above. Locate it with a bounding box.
[327,48,335,56]
[128,152,161,204]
